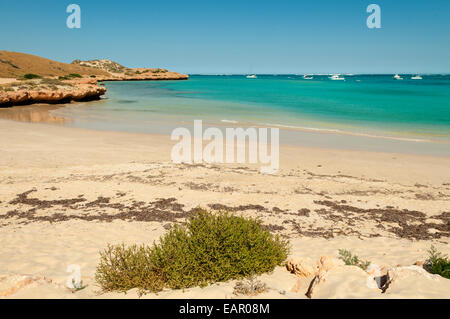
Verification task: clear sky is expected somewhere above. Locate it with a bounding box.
[1,0,449,74]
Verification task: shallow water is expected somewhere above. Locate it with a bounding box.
[50,74,450,156]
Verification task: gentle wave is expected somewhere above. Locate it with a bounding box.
[261,122,435,143]
[221,119,239,124]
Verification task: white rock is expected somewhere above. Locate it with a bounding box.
[383,266,450,298]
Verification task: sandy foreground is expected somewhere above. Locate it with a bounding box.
[0,119,449,299]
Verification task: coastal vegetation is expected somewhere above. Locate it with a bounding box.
[233,276,268,296]
[425,246,450,279]
[22,73,42,80]
[338,249,371,270]
[95,210,289,295]
[152,68,168,73]
[58,73,82,80]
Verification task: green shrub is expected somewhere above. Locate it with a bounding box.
[152,69,167,74]
[22,73,41,80]
[95,210,290,295]
[95,244,165,293]
[338,249,371,270]
[425,246,450,279]
[90,75,97,78]
[68,73,82,78]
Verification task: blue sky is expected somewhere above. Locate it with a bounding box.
[1,0,449,74]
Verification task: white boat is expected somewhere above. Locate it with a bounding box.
[246,74,257,79]
[303,74,313,80]
[329,74,345,81]
[393,74,403,80]
[411,75,423,80]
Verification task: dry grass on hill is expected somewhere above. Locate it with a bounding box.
[0,51,110,78]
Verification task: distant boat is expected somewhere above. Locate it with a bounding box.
[329,74,345,81]
[246,74,257,79]
[411,75,423,80]
[303,74,313,80]
[393,74,403,80]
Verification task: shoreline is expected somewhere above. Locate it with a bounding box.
[3,102,448,157]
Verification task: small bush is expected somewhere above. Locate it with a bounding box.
[90,75,97,78]
[152,69,168,74]
[233,276,268,296]
[95,244,165,293]
[22,73,41,80]
[58,74,82,80]
[95,210,290,295]
[338,249,371,270]
[425,246,450,279]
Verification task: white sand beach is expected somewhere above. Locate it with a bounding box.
[0,118,449,298]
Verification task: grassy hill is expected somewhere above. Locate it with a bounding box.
[0,51,110,78]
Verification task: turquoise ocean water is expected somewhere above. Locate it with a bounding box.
[53,74,450,155]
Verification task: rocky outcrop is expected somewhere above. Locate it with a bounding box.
[286,255,344,279]
[72,59,189,81]
[380,265,450,298]
[0,53,188,107]
[0,84,106,107]
[286,255,450,299]
[286,257,318,278]
[308,265,382,299]
[287,255,348,297]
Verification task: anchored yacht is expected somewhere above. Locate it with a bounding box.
[329,74,345,81]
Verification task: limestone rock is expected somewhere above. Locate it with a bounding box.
[318,255,345,273]
[0,84,106,107]
[286,257,318,278]
[382,265,450,298]
[309,265,381,299]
